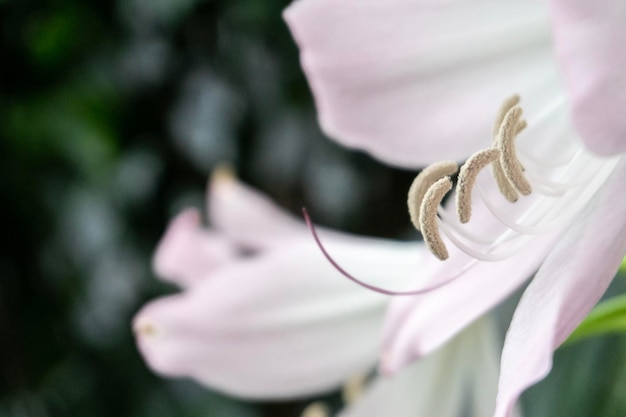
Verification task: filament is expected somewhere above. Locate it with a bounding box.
[302,208,477,296]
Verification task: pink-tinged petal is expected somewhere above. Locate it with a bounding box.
[339,318,500,417]
[153,208,237,287]
[380,232,555,374]
[548,0,626,156]
[134,237,422,399]
[209,170,305,250]
[285,0,561,167]
[494,158,626,417]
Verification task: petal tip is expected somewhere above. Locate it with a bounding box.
[378,352,401,377]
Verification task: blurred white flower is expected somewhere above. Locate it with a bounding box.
[133,169,511,416]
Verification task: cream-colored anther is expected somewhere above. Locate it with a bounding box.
[342,373,367,405]
[456,148,501,224]
[491,95,523,203]
[301,402,330,417]
[498,106,532,195]
[492,159,520,202]
[419,177,453,260]
[133,317,160,337]
[492,94,520,137]
[407,161,458,231]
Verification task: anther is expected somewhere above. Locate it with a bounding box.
[492,159,519,202]
[498,106,532,195]
[456,148,501,223]
[407,161,458,231]
[491,95,524,202]
[301,402,330,417]
[419,177,453,260]
[492,94,520,137]
[133,317,160,337]
[342,373,367,405]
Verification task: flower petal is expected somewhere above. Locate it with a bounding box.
[548,0,626,156]
[209,172,306,250]
[135,237,422,399]
[153,208,237,287]
[380,232,555,374]
[284,0,561,167]
[494,158,626,417]
[339,318,501,417]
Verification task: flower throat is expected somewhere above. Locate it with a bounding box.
[303,95,619,295]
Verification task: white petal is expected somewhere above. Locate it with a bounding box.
[494,158,626,417]
[209,173,306,250]
[135,236,422,399]
[339,318,502,417]
[153,208,237,287]
[285,0,564,168]
[549,0,626,155]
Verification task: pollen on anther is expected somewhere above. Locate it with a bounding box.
[342,373,367,405]
[300,402,330,417]
[498,106,532,195]
[133,317,160,337]
[419,177,453,260]
[491,96,526,203]
[456,148,501,223]
[407,161,457,231]
[492,94,520,137]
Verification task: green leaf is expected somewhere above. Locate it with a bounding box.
[565,294,626,346]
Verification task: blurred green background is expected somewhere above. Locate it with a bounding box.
[1,1,625,416]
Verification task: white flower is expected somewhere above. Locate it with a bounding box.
[284,0,626,415]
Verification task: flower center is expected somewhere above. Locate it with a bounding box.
[303,95,619,295]
[409,94,619,262]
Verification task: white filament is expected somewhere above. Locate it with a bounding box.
[411,95,619,263]
[436,143,618,261]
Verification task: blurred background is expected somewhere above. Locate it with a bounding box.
[1,1,625,416]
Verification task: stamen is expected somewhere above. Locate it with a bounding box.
[407,161,457,231]
[300,402,329,417]
[491,160,520,202]
[491,96,523,203]
[438,206,503,245]
[438,219,534,261]
[133,317,160,337]
[492,94,520,136]
[456,148,500,223]
[419,177,453,260]
[498,106,532,195]
[303,94,616,294]
[342,373,367,405]
[475,157,618,235]
[302,208,475,295]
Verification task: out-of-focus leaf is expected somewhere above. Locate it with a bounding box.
[24,8,89,68]
[2,77,119,180]
[565,294,626,346]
